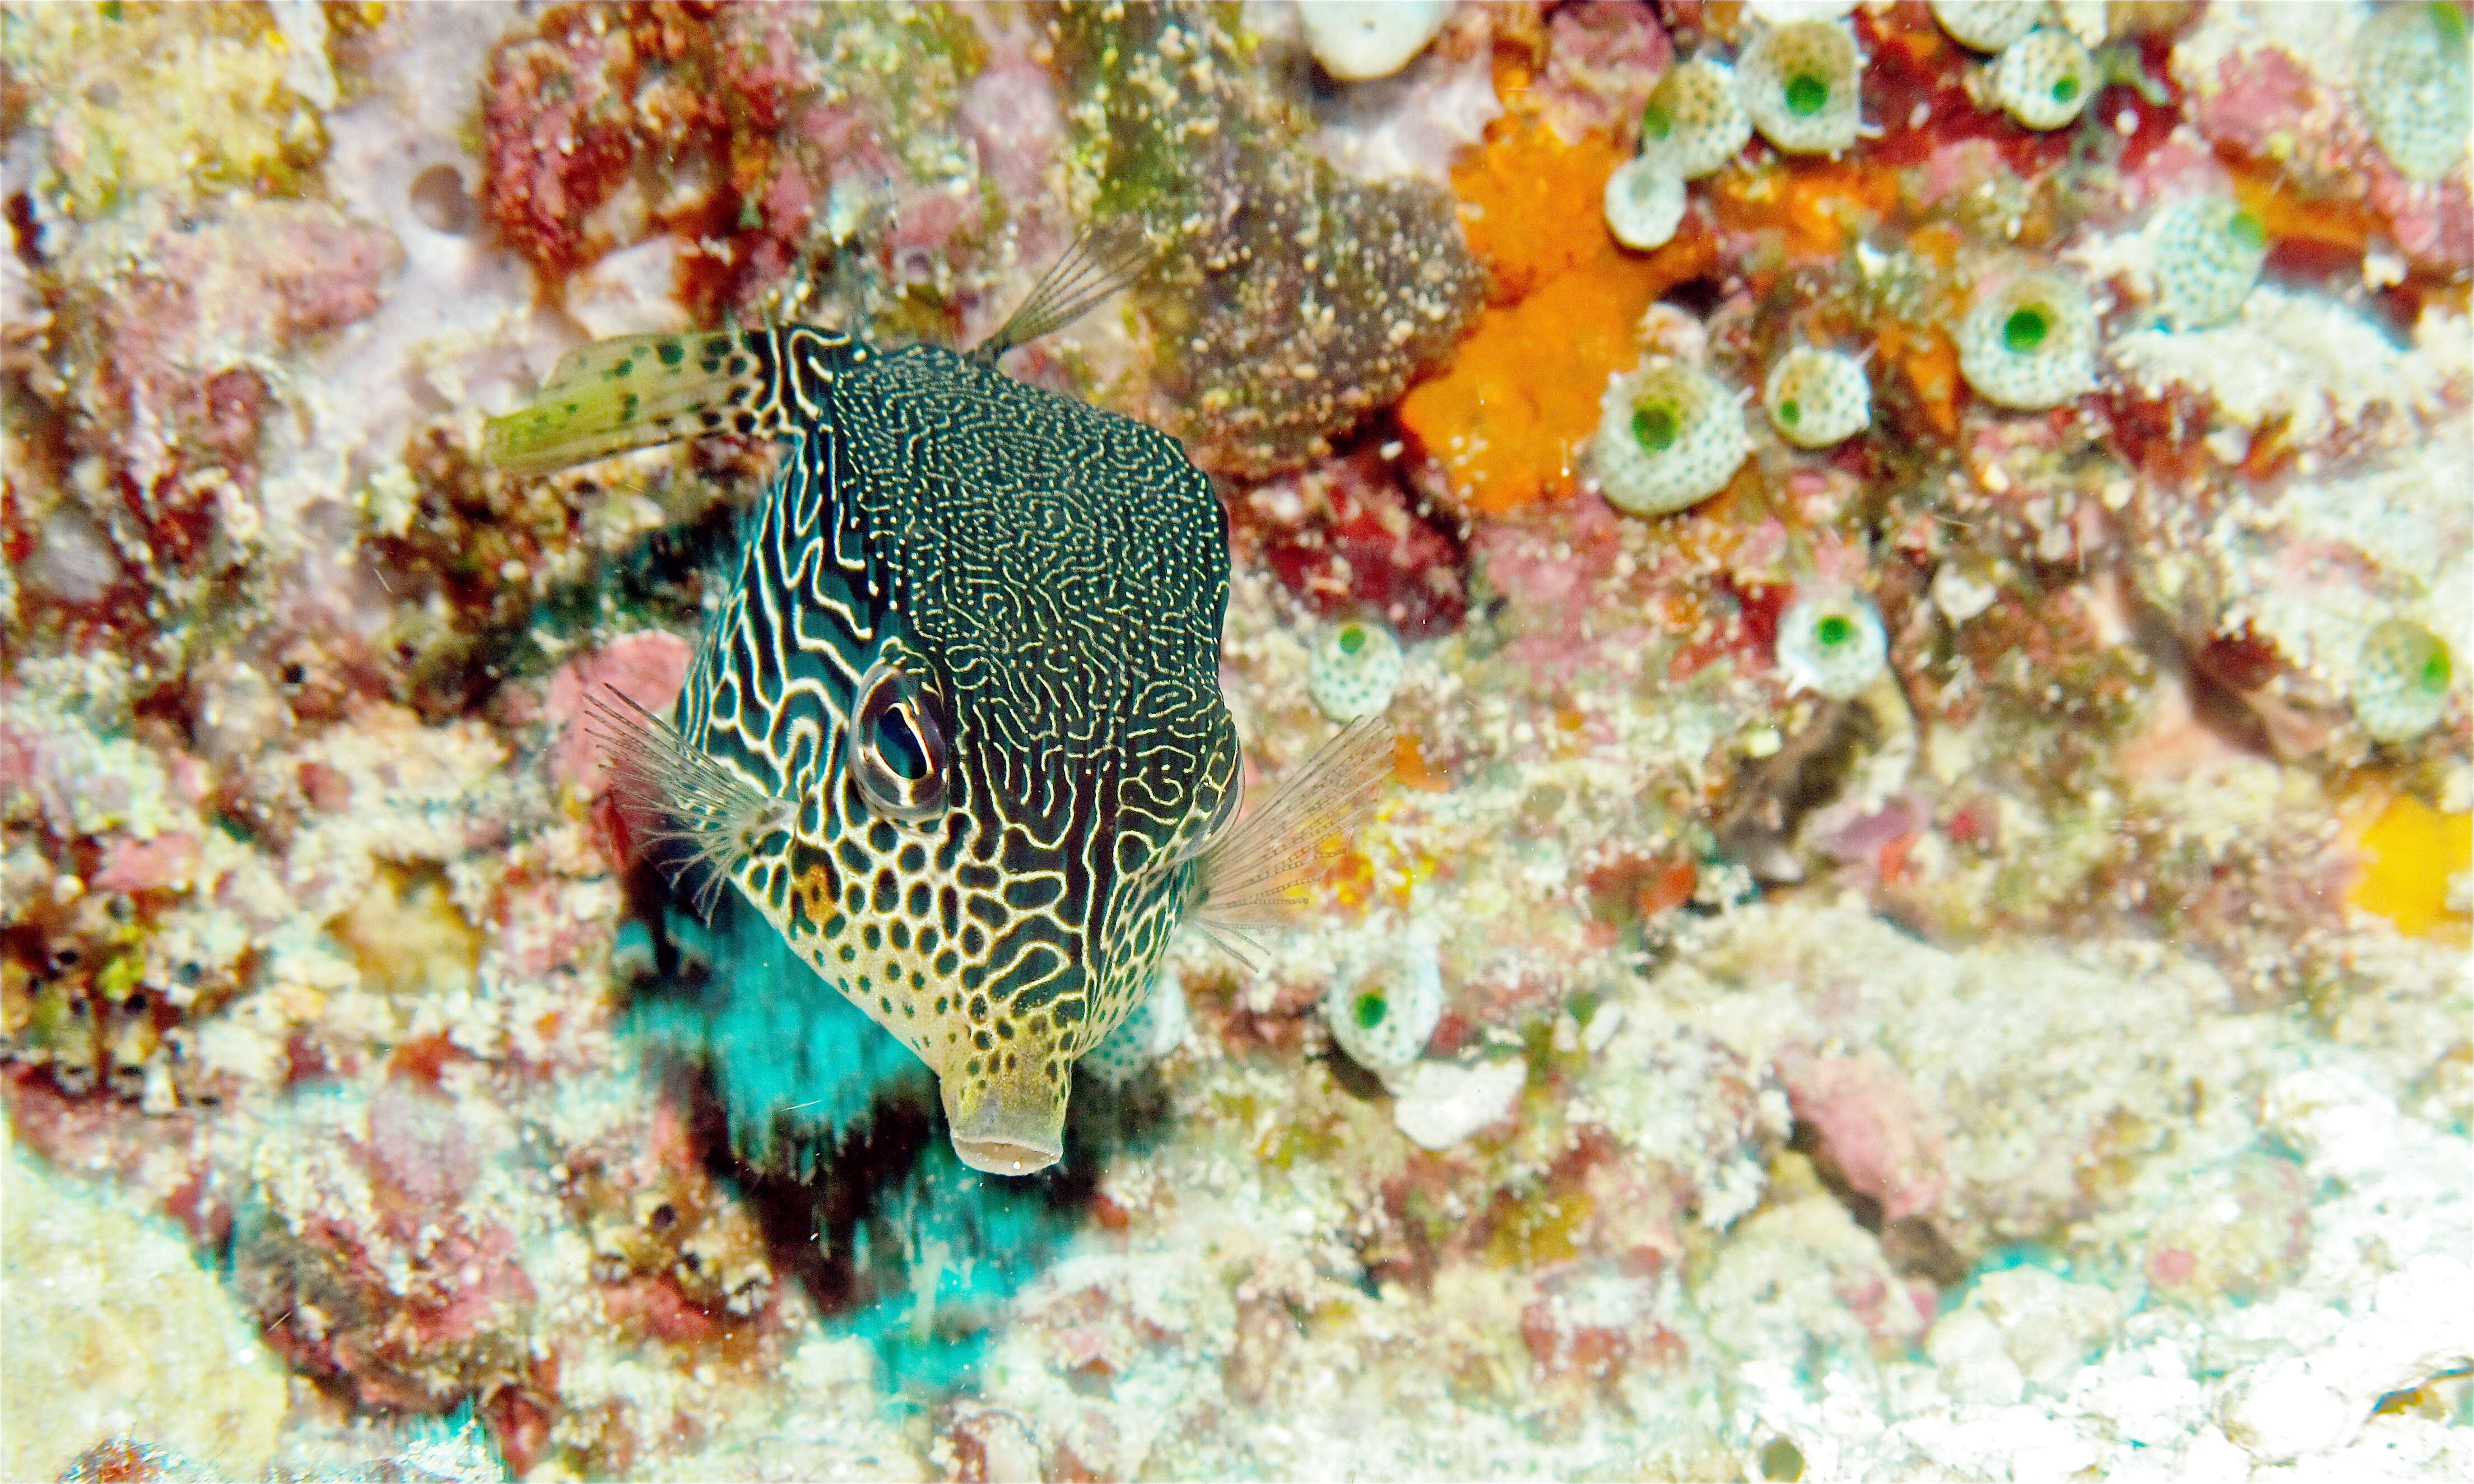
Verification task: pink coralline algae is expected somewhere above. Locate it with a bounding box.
[1782,1050,1948,1226]
[542,630,691,798]
[1534,0,1675,145]
[478,3,1017,334]
[481,13,646,281]
[234,1081,543,1418]
[53,201,394,487]
[560,1095,776,1334]
[89,831,203,895]
[1235,448,1469,639]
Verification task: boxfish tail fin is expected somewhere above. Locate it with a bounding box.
[483,330,782,477]
[582,686,796,923]
[1183,714,1398,968]
[968,218,1156,366]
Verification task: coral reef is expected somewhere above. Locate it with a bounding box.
[2,2,2468,1479]
[2,1135,289,1480]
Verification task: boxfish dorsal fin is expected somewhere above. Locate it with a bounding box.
[969,219,1155,366]
[483,330,782,477]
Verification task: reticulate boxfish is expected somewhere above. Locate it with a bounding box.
[485,232,1393,1176]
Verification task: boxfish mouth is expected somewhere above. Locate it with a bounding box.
[951,1136,1063,1176]
[940,1056,1069,1176]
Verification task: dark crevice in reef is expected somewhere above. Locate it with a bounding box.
[1788,1118,1969,1289]
[1714,698,1877,886]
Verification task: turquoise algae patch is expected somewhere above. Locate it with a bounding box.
[625,888,1086,1395]
[627,891,933,1173]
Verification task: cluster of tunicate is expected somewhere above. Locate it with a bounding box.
[1606,54,1764,250]
[1737,20,1865,155]
[1775,590,1889,700]
[2151,198,2268,329]
[2354,2,2473,180]
[1763,346,1873,447]
[1080,966,1190,1088]
[1956,271,2098,410]
[1638,58,1754,179]
[1592,359,1750,515]
[1323,926,1444,1075]
[1308,617,1406,721]
[1929,0,2040,52]
[2353,620,2456,742]
[1603,156,1689,249]
[1989,27,2097,131]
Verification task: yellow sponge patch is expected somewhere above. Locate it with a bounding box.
[2347,793,2472,942]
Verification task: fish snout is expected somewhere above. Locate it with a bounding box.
[940,1052,1068,1176]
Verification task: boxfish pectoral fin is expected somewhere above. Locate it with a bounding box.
[1182,713,1399,969]
[582,685,796,922]
[483,329,782,477]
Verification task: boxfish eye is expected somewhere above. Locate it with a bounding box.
[849,660,950,826]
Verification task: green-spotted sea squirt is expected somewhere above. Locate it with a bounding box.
[1593,358,1750,515]
[1738,19,1866,156]
[1956,269,2099,411]
[1988,26,2098,131]
[1309,617,1406,722]
[2354,619,2457,743]
[1776,589,1890,700]
[1929,0,2041,53]
[2152,197,2268,330]
[1323,923,1444,1077]
[1639,58,1754,179]
[1763,346,1873,448]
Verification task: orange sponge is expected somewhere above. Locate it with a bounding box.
[1399,121,1714,517]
